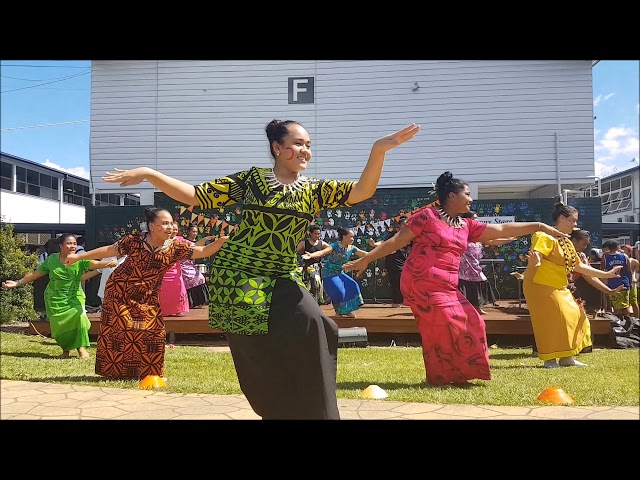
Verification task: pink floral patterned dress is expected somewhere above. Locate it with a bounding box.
[400,206,490,385]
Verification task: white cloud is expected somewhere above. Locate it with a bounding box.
[594,125,640,177]
[41,160,90,179]
[593,92,616,107]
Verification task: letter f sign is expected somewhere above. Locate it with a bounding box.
[288,77,315,104]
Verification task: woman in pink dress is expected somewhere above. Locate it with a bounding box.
[159,221,189,317]
[344,171,567,386]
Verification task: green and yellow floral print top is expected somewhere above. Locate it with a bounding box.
[194,167,355,334]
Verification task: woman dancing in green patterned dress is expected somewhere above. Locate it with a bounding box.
[102,120,419,419]
[2,233,116,359]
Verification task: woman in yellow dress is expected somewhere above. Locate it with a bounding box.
[523,202,622,368]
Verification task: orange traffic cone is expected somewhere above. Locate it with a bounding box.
[139,375,167,390]
[536,386,574,405]
[361,384,389,399]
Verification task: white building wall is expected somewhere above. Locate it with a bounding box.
[90,60,595,200]
[0,191,85,224]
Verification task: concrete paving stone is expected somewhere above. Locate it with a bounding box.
[401,412,477,419]
[114,409,183,420]
[528,406,592,419]
[3,414,43,419]
[585,410,640,420]
[434,404,504,418]
[76,400,125,408]
[481,405,534,416]
[356,410,406,419]
[1,402,39,414]
[151,397,214,407]
[392,403,447,414]
[226,410,261,420]
[174,405,249,415]
[18,393,69,404]
[43,398,87,408]
[356,401,408,411]
[30,405,81,417]
[78,407,134,419]
[2,389,49,399]
[201,396,251,406]
[615,406,640,414]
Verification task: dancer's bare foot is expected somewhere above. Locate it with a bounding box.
[57,351,71,359]
[78,347,91,359]
[479,309,488,315]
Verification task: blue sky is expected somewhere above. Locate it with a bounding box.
[1,60,638,181]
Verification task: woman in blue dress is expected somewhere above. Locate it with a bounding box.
[303,227,366,317]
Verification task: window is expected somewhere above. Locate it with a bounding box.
[62,179,91,206]
[0,161,12,191]
[601,174,634,215]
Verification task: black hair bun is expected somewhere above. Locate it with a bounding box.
[436,171,453,187]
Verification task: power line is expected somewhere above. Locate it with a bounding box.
[1,72,89,81]
[0,71,90,94]
[1,120,89,131]
[0,64,91,68]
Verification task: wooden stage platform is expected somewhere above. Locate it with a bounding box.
[27,301,615,345]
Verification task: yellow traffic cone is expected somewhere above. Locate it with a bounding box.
[361,384,388,399]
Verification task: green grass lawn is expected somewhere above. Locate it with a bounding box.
[1,331,638,407]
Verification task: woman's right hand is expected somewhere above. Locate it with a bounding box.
[65,253,80,266]
[526,250,541,268]
[102,167,151,187]
[1,280,18,289]
[343,257,370,276]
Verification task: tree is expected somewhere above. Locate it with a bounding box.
[0,217,39,324]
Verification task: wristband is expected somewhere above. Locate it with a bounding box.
[18,279,23,287]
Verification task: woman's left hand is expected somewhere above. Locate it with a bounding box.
[607,265,622,278]
[372,124,421,153]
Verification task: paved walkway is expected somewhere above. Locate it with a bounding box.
[2,379,638,420]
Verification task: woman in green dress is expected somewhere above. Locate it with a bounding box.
[101,119,420,419]
[2,233,116,359]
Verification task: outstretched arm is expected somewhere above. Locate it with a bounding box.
[343,226,416,275]
[88,259,118,271]
[484,237,516,246]
[66,245,118,266]
[582,275,625,295]
[192,236,229,260]
[348,124,420,204]
[574,262,622,279]
[301,244,333,261]
[102,167,198,206]
[475,222,567,244]
[2,269,46,289]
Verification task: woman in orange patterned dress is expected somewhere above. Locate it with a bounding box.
[65,207,227,380]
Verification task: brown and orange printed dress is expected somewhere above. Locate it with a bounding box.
[95,233,193,379]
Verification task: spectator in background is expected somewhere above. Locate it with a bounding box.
[76,237,86,254]
[181,224,218,309]
[369,216,410,308]
[38,238,60,264]
[602,240,632,317]
[159,221,189,317]
[458,211,515,315]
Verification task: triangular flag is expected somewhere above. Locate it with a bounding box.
[179,206,186,215]
[187,205,194,212]
[191,213,197,222]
